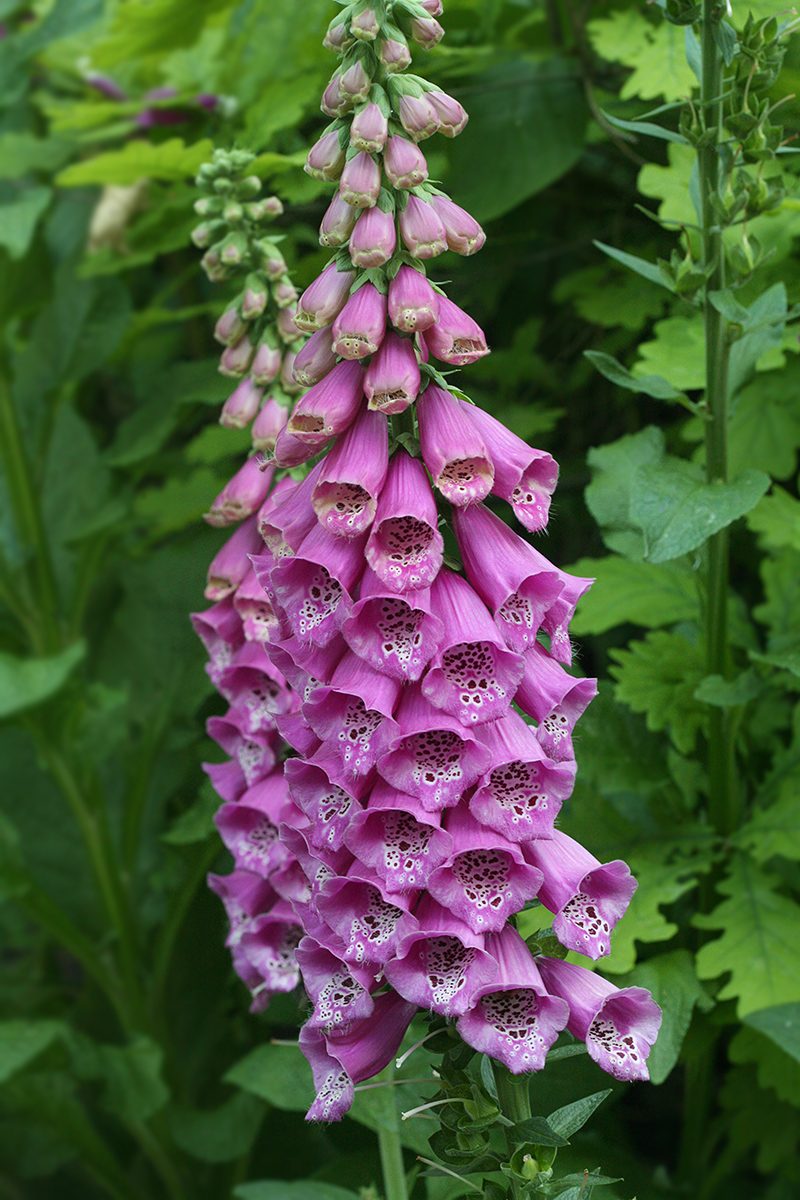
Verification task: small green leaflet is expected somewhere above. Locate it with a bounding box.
[747,486,800,552]
[593,241,672,291]
[0,186,50,258]
[0,641,85,720]
[743,1003,800,1067]
[585,350,689,403]
[610,630,706,753]
[0,1020,64,1084]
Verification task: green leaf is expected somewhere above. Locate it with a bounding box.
[0,641,85,720]
[554,263,669,331]
[694,856,800,1015]
[694,671,761,707]
[167,1091,265,1163]
[585,425,665,559]
[568,556,698,635]
[225,1043,314,1112]
[633,316,706,390]
[588,9,696,100]
[0,1021,64,1084]
[747,486,800,551]
[89,0,230,69]
[71,1035,169,1123]
[609,631,706,754]
[443,57,587,221]
[0,133,73,179]
[743,1003,800,1066]
[729,1025,800,1105]
[161,784,218,845]
[57,138,214,187]
[600,110,689,144]
[0,186,51,259]
[0,813,29,902]
[133,467,223,537]
[547,1090,611,1138]
[585,350,687,402]
[507,1116,568,1147]
[735,790,800,864]
[614,951,711,1083]
[593,241,671,290]
[235,1184,361,1200]
[638,143,698,225]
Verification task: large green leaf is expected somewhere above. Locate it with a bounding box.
[695,857,800,1015]
[443,56,588,221]
[0,133,72,179]
[57,138,214,186]
[743,1003,800,1067]
[167,1092,265,1163]
[588,9,695,100]
[0,186,51,259]
[609,631,706,753]
[568,556,698,635]
[225,1043,313,1112]
[729,1025,800,1105]
[70,1035,169,1123]
[0,641,85,720]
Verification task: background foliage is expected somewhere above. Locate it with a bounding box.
[2,0,800,1198]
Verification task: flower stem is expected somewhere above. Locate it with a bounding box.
[492,1063,531,1200]
[376,1061,409,1200]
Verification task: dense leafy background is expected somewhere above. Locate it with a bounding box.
[2,1,800,1199]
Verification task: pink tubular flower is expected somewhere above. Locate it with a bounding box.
[315,865,420,966]
[301,990,417,1122]
[312,406,389,538]
[258,466,322,557]
[267,525,368,646]
[303,652,401,778]
[428,90,469,136]
[417,384,494,507]
[320,191,361,248]
[292,326,338,388]
[423,569,524,726]
[192,596,245,687]
[233,567,283,644]
[410,14,445,47]
[287,359,366,443]
[431,195,485,255]
[306,129,346,181]
[387,265,440,332]
[249,342,282,386]
[364,331,420,413]
[515,643,598,762]
[384,135,428,189]
[398,195,447,258]
[272,424,330,470]
[524,831,637,960]
[421,295,489,365]
[295,936,378,1031]
[455,401,558,531]
[220,376,263,429]
[456,925,570,1073]
[296,262,356,332]
[536,956,662,1081]
[204,515,264,601]
[284,756,366,854]
[379,34,412,73]
[205,456,274,526]
[214,307,246,346]
[397,93,440,141]
[331,283,387,360]
[342,567,444,682]
[350,101,389,152]
[339,151,381,208]
[349,205,397,268]
[365,449,442,590]
[344,780,453,892]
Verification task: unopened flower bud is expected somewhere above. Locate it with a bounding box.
[339,59,372,104]
[273,278,299,308]
[222,201,244,223]
[292,326,338,387]
[262,196,283,217]
[321,73,349,118]
[388,265,440,332]
[277,305,301,344]
[205,454,274,526]
[219,377,263,428]
[398,195,447,258]
[350,205,397,267]
[264,254,287,279]
[410,15,444,47]
[351,6,380,39]
[398,93,440,141]
[201,248,228,282]
[280,350,303,394]
[241,278,268,319]
[250,342,282,386]
[428,90,468,136]
[419,0,443,12]
[379,33,412,73]
[214,307,246,346]
[251,396,289,452]
[191,222,213,247]
[323,17,353,53]
[219,334,256,378]
[431,195,485,255]
[339,151,381,208]
[332,282,388,359]
[239,175,261,198]
[220,231,248,266]
[297,261,356,331]
[350,102,389,153]
[320,191,361,247]
[305,129,347,181]
[384,135,428,189]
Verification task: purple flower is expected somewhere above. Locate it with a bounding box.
[417,385,494,507]
[302,650,400,777]
[315,866,420,966]
[456,925,570,1073]
[421,296,489,365]
[256,465,322,557]
[364,331,421,414]
[204,455,274,526]
[233,567,283,644]
[384,135,429,189]
[204,515,264,601]
[319,191,360,247]
[350,101,389,152]
[339,60,372,105]
[331,283,387,360]
[350,205,397,268]
[220,376,263,429]
[344,780,453,892]
[342,568,444,682]
[249,342,282,387]
[365,449,442,590]
[397,93,440,141]
[312,406,389,538]
[398,195,447,258]
[292,326,338,388]
[295,936,378,1031]
[339,151,382,208]
[515,644,598,762]
[536,956,662,1081]
[431,195,485,255]
[379,33,412,73]
[267,524,368,646]
[387,265,440,333]
[287,360,366,443]
[306,129,347,180]
[284,756,366,853]
[297,262,357,332]
[428,90,468,136]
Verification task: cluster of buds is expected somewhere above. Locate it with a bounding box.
[194,0,661,1125]
[192,148,302,441]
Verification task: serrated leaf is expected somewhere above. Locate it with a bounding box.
[726,364,800,481]
[585,350,687,401]
[614,951,711,1083]
[568,556,698,635]
[735,790,800,864]
[547,1091,610,1139]
[747,486,800,551]
[588,9,696,100]
[57,138,214,187]
[0,186,51,258]
[610,631,706,753]
[729,1025,800,1105]
[554,263,669,331]
[694,671,761,707]
[0,641,85,720]
[743,1003,800,1066]
[694,856,800,1015]
[509,1116,568,1147]
[0,133,73,178]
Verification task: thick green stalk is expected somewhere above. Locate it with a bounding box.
[492,1064,531,1200]
[698,1,736,837]
[376,1063,409,1200]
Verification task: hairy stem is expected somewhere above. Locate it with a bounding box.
[492,1064,531,1200]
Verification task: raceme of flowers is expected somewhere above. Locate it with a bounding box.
[191,0,662,1124]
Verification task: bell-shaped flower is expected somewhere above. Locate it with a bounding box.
[315,863,420,966]
[377,685,491,811]
[364,332,421,414]
[267,633,348,704]
[350,205,397,268]
[426,807,543,934]
[350,101,389,152]
[452,503,569,654]
[293,327,338,388]
[339,59,372,104]
[344,778,453,892]
[397,93,440,140]
[456,925,570,1073]
[384,895,499,1017]
[284,754,367,853]
[339,151,382,208]
[423,569,524,727]
[214,641,291,732]
[331,283,387,360]
[296,262,356,332]
[515,643,597,762]
[365,449,442,590]
[300,990,417,1122]
[410,14,444,47]
[417,385,494,507]
[302,650,401,777]
[238,900,304,1001]
[257,465,322,558]
[205,455,274,527]
[427,90,468,136]
[192,596,245,686]
[524,831,637,960]
[220,376,263,429]
[398,195,447,258]
[287,360,366,443]
[387,266,440,333]
[422,296,489,365]
[431,196,485,254]
[384,135,428,189]
[204,515,264,601]
[320,72,349,118]
[536,956,662,1081]
[295,936,379,1032]
[469,710,575,842]
[273,424,332,470]
[319,191,360,247]
[312,406,389,538]
[206,712,278,791]
[208,870,280,1003]
[267,524,368,646]
[250,343,282,388]
[251,397,288,453]
[214,774,294,877]
[342,568,444,682]
[306,129,346,181]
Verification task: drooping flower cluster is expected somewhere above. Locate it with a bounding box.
[193,1,661,1122]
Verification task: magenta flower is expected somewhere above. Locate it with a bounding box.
[284,755,366,853]
[350,101,389,152]
[295,936,378,1031]
[431,195,486,255]
[417,384,494,506]
[287,360,366,442]
[292,326,338,388]
[296,260,356,332]
[204,515,264,601]
[428,90,468,136]
[398,195,447,258]
[364,331,421,413]
[344,780,454,892]
[319,191,360,247]
[267,524,368,646]
[205,456,274,527]
[342,568,444,682]
[387,265,440,332]
[312,406,389,538]
[331,283,387,360]
[302,650,400,777]
[384,135,429,189]
[397,93,440,140]
[365,450,442,590]
[422,296,489,365]
[350,205,397,268]
[339,151,382,208]
[220,376,263,429]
